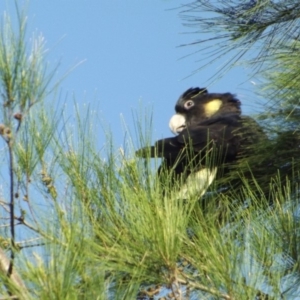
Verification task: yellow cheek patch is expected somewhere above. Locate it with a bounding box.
[204,99,222,117]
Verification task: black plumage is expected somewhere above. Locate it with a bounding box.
[136,87,265,198]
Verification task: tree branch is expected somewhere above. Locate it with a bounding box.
[0,247,28,297]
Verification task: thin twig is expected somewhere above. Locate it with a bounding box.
[7,141,15,278]
[0,201,11,212]
[1,199,59,246]
[17,237,42,245]
[171,269,184,300]
[15,237,45,249]
[19,242,46,249]
[0,224,11,228]
[0,199,10,206]
[0,199,44,235]
[179,273,233,300]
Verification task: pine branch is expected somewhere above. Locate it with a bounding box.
[0,247,28,298]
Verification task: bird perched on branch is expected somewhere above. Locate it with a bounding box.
[136,87,265,199]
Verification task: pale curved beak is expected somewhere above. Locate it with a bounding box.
[169,114,186,134]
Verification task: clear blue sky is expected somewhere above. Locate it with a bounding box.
[1,0,261,149]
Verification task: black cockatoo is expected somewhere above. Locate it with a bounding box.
[136,87,265,198]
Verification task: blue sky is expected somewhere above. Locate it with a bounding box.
[1,1,262,150]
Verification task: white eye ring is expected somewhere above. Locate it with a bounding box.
[184,100,194,109]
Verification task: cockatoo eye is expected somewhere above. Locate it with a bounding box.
[184,100,194,109]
